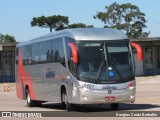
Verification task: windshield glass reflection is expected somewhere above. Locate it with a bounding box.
[76,41,134,83]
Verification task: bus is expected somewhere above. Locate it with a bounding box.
[16,28,142,111]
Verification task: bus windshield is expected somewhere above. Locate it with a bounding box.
[76,41,134,84]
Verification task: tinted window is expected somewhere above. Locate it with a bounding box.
[55,39,65,62]
[20,38,65,65]
[77,41,134,83]
[31,38,64,65]
[32,43,40,64]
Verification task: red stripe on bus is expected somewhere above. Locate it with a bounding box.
[27,72,36,100]
[16,49,23,99]
[17,48,36,99]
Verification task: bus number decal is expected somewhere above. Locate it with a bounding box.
[82,83,94,90]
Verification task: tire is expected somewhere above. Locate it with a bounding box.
[26,89,41,107]
[61,91,66,107]
[35,101,42,107]
[110,103,119,110]
[82,104,86,112]
[61,89,73,111]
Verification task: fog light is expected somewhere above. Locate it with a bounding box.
[83,96,88,101]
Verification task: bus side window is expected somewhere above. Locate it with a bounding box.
[65,37,75,68]
[31,43,40,64]
[24,45,32,65]
[21,46,25,65]
[44,40,55,63]
[54,40,60,62]
[54,38,65,66]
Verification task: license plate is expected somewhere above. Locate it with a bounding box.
[105,96,115,101]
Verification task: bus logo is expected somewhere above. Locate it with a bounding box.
[46,68,55,79]
[108,90,112,94]
[103,86,117,90]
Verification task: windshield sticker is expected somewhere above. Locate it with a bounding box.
[108,70,115,77]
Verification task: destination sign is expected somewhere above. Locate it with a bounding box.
[80,43,101,47]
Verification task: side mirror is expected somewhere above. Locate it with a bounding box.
[131,42,143,61]
[68,43,78,63]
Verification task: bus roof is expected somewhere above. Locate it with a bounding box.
[17,28,128,47]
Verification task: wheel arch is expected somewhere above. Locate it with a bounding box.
[61,85,66,94]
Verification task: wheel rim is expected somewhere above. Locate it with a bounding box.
[27,91,31,104]
[62,93,65,103]
[64,93,67,104]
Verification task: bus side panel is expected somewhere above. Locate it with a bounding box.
[21,63,69,102]
[48,63,70,102]
[23,64,56,102]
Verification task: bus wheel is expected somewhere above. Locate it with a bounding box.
[26,89,36,107]
[62,90,73,111]
[110,103,119,110]
[35,101,42,107]
[61,90,66,107]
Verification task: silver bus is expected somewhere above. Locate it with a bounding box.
[16,28,142,111]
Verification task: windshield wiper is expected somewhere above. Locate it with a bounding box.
[95,61,106,84]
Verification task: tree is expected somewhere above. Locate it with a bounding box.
[68,23,94,28]
[31,15,69,32]
[94,2,149,38]
[0,34,16,43]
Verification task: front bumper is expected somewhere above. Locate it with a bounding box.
[74,89,135,104]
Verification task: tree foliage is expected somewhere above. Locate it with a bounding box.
[31,14,94,32]
[68,23,94,29]
[31,15,69,32]
[0,34,16,43]
[94,2,149,38]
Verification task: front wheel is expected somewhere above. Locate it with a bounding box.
[61,90,73,111]
[61,91,66,107]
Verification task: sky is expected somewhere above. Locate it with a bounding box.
[0,0,160,42]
